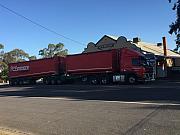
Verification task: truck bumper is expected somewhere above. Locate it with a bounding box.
[138,73,155,82]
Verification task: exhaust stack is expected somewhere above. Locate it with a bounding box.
[162,37,167,57]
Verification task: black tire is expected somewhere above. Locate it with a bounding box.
[57,79,62,85]
[81,77,88,83]
[19,80,23,85]
[91,78,98,85]
[14,80,19,85]
[30,80,36,85]
[9,80,14,86]
[128,76,137,84]
[51,79,56,85]
[44,79,50,85]
[101,78,109,85]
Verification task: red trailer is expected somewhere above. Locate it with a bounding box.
[9,56,65,85]
[66,49,118,74]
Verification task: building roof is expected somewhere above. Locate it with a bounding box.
[106,35,119,40]
[106,35,180,57]
[84,35,180,57]
[135,41,180,57]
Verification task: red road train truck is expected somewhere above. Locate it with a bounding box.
[8,48,154,85]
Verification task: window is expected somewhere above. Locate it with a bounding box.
[132,58,140,66]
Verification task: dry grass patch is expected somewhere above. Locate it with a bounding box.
[0,128,31,135]
[0,130,16,135]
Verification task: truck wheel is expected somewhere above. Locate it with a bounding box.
[128,76,136,84]
[51,79,56,85]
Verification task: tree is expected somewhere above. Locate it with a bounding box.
[168,0,180,51]
[0,44,4,49]
[39,43,68,58]
[1,48,29,82]
[0,44,6,82]
[0,44,4,61]
[0,61,8,82]
[29,56,37,61]
[3,52,15,64]
[3,49,29,64]
[0,48,30,82]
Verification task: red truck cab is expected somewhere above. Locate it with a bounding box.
[118,48,154,83]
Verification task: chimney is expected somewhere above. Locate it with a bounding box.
[162,37,167,57]
[133,37,141,43]
[157,43,162,47]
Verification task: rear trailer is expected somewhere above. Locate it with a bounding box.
[8,56,65,85]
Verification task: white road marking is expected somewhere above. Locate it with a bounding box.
[3,96,180,106]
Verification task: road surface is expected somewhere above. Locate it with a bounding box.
[0,81,180,135]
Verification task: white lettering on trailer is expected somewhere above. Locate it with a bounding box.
[11,66,29,72]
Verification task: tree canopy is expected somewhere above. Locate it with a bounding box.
[0,44,4,49]
[0,44,4,61]
[168,0,180,51]
[39,43,68,58]
[3,49,29,64]
[0,44,7,81]
[0,61,8,81]
[0,42,67,81]
[0,47,30,81]
[29,55,37,61]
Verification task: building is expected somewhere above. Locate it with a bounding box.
[83,35,180,78]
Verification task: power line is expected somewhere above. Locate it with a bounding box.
[0,3,85,46]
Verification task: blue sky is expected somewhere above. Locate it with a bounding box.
[0,0,177,56]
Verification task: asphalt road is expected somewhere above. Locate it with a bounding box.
[0,81,180,135]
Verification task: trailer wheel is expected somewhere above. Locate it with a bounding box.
[91,78,99,85]
[128,76,136,84]
[9,80,14,86]
[14,81,19,85]
[30,80,36,85]
[101,78,109,85]
[19,80,23,85]
[57,79,62,85]
[92,80,97,84]
[45,79,50,85]
[81,77,88,82]
[51,79,56,85]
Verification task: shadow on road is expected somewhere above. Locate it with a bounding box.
[135,105,180,110]
[0,82,180,103]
